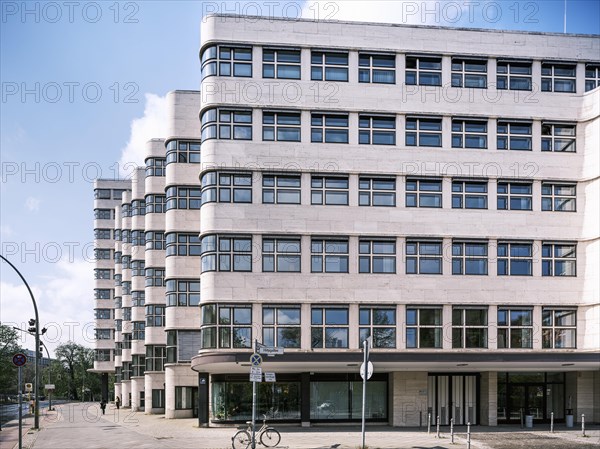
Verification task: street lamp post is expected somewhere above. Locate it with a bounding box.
[1,254,41,430]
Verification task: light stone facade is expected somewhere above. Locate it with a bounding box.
[93,15,599,426]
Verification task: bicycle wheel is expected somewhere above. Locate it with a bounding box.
[232,430,251,449]
[260,427,281,447]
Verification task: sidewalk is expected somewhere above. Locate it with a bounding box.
[4,402,599,449]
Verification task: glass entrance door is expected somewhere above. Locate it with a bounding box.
[428,374,479,425]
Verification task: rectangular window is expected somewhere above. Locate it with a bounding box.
[311,239,349,273]
[262,306,301,348]
[406,178,442,208]
[452,308,488,348]
[359,239,396,274]
[145,267,165,287]
[542,123,576,152]
[165,279,200,307]
[201,172,252,205]
[406,55,442,86]
[175,386,194,410]
[359,177,396,207]
[94,208,113,220]
[542,309,576,348]
[262,174,301,204]
[145,231,165,251]
[152,389,165,408]
[145,194,166,214]
[359,115,396,145]
[145,157,166,176]
[359,308,396,348]
[94,349,111,362]
[200,235,252,272]
[94,189,111,199]
[585,63,600,91]
[165,186,202,210]
[497,181,532,210]
[406,308,442,348]
[405,117,442,147]
[311,113,349,143]
[497,242,532,276]
[262,111,301,142]
[311,51,348,81]
[201,45,252,79]
[94,289,112,300]
[95,309,111,320]
[358,53,396,84]
[542,243,576,276]
[95,329,112,340]
[451,119,487,149]
[452,242,488,275]
[146,304,165,327]
[263,48,301,79]
[452,180,488,209]
[406,241,443,274]
[146,346,166,372]
[200,304,252,349]
[201,109,252,141]
[498,308,533,348]
[165,140,201,164]
[94,229,112,239]
[262,237,301,272]
[497,121,532,150]
[541,62,576,92]
[542,183,576,212]
[131,354,145,376]
[95,249,111,260]
[311,307,349,348]
[94,269,111,280]
[451,58,487,88]
[166,233,202,257]
[311,176,349,205]
[497,61,532,90]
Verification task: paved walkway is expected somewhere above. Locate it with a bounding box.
[2,402,598,449]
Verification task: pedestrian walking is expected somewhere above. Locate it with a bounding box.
[115,396,121,410]
[100,400,107,415]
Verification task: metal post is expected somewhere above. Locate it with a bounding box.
[520,408,524,428]
[361,339,367,449]
[1,255,40,430]
[18,366,23,449]
[467,421,471,449]
[436,415,440,438]
[450,417,454,443]
[251,339,257,449]
[550,412,554,433]
[582,414,585,437]
[427,412,431,434]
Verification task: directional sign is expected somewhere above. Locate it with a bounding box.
[12,353,27,367]
[250,366,262,376]
[250,353,262,366]
[45,384,56,390]
[264,372,276,382]
[258,346,284,356]
[360,361,373,381]
[250,373,262,382]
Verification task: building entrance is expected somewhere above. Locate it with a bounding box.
[428,374,479,425]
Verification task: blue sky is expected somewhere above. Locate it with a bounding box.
[1,0,599,354]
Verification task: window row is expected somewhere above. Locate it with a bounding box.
[198,304,577,350]
[201,109,578,152]
[200,44,600,93]
[199,235,577,277]
[200,172,578,212]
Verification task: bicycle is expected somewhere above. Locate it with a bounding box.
[231,415,281,448]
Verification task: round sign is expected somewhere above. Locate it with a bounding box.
[12,353,27,367]
[360,361,373,380]
[250,353,262,366]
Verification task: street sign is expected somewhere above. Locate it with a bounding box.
[45,384,55,390]
[250,353,262,366]
[360,361,373,380]
[12,353,27,367]
[257,346,284,356]
[250,373,262,382]
[25,383,33,392]
[264,372,276,382]
[250,366,262,375]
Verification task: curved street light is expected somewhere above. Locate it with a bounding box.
[1,254,41,430]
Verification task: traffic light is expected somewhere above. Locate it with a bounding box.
[28,318,36,333]
[39,345,44,358]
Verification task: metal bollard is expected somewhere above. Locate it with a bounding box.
[582,414,586,437]
[467,421,471,449]
[550,412,554,433]
[450,417,454,444]
[436,415,440,438]
[520,409,524,429]
[427,412,431,435]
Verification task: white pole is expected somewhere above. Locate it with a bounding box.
[563,0,567,33]
[251,339,257,449]
[361,339,367,449]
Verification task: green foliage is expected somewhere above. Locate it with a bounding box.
[0,324,25,396]
[52,342,100,400]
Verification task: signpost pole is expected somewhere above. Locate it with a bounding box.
[251,339,257,449]
[361,338,370,449]
[18,365,22,449]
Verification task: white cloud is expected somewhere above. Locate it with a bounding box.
[0,224,14,237]
[302,1,475,27]
[1,259,95,356]
[25,196,41,212]
[118,93,168,175]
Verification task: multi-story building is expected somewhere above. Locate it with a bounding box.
[93,15,600,427]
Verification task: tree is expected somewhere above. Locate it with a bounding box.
[54,342,99,401]
[0,324,24,397]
